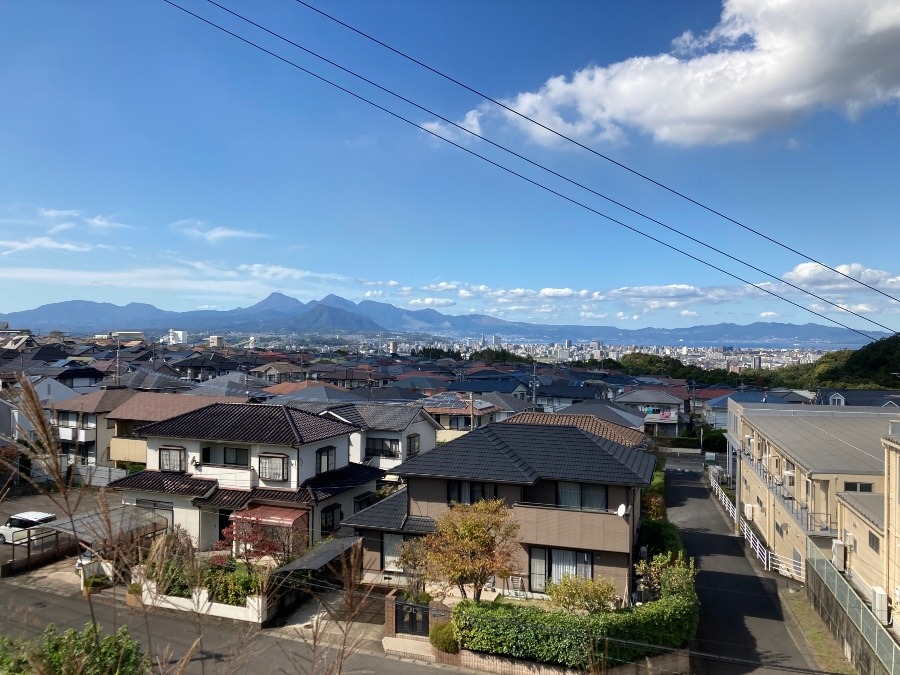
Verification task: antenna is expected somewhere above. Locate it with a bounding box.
[616,504,627,518]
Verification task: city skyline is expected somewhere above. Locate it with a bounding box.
[1,1,898,332]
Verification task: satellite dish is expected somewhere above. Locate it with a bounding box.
[616,504,627,518]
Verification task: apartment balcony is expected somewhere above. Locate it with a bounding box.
[742,455,835,536]
[191,463,255,490]
[57,426,96,443]
[513,502,632,553]
[110,437,147,463]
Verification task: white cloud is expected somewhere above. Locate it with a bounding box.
[580,310,609,320]
[0,236,92,255]
[539,287,575,298]
[458,289,473,299]
[47,222,75,234]
[409,297,456,307]
[680,310,700,318]
[363,279,400,287]
[759,311,779,318]
[783,262,900,291]
[423,281,459,292]
[39,208,80,219]
[180,222,267,243]
[84,215,134,229]
[238,263,345,282]
[364,290,384,298]
[421,109,483,143]
[451,0,900,146]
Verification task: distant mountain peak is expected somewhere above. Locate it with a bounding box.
[242,292,305,314]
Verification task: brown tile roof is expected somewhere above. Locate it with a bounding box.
[136,403,358,446]
[503,412,646,448]
[53,388,137,414]
[106,470,217,497]
[106,392,246,422]
[263,380,349,395]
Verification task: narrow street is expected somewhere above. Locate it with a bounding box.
[665,456,818,674]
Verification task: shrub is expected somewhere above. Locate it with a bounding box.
[429,622,459,654]
[546,574,616,614]
[83,574,108,588]
[128,582,142,595]
[639,519,684,559]
[204,562,262,606]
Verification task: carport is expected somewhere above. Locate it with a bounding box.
[0,505,168,577]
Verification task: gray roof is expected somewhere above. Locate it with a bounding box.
[744,412,890,475]
[341,487,436,534]
[393,423,655,486]
[275,536,363,573]
[837,492,884,531]
[615,389,684,405]
[324,402,428,432]
[558,401,646,428]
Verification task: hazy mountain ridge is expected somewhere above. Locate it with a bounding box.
[0,293,885,347]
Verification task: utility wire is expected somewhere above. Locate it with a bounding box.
[292,0,900,311]
[201,0,895,336]
[160,0,878,342]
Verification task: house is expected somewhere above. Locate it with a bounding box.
[249,361,306,384]
[318,402,440,471]
[558,400,646,430]
[106,392,245,465]
[418,392,504,443]
[613,390,684,437]
[49,388,137,466]
[106,403,383,550]
[343,422,654,599]
[701,390,805,430]
[814,388,900,408]
[448,379,529,401]
[503,412,646,449]
[533,384,605,412]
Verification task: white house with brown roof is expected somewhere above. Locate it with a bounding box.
[107,403,383,551]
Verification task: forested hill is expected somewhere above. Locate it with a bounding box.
[607,333,900,389]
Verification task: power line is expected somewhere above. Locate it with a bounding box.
[159,0,878,342]
[291,0,900,311]
[199,0,896,337]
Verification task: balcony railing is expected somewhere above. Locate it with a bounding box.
[190,463,255,490]
[742,455,835,535]
[57,426,97,443]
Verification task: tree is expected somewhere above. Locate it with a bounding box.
[397,537,428,602]
[546,574,617,614]
[422,499,520,601]
[634,551,697,602]
[214,519,279,569]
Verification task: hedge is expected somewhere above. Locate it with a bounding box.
[639,519,685,559]
[453,589,699,669]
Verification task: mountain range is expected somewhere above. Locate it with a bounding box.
[0,293,887,347]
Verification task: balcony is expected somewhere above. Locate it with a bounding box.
[513,502,632,553]
[742,455,835,535]
[191,463,255,490]
[110,437,147,463]
[57,426,96,443]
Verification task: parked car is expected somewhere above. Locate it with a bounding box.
[0,511,56,544]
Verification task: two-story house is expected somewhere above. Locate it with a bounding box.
[343,422,654,599]
[316,402,441,472]
[613,390,684,437]
[50,388,137,466]
[107,403,383,551]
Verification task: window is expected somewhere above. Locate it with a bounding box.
[365,438,399,458]
[224,447,249,466]
[320,503,341,537]
[407,434,420,457]
[383,532,405,571]
[316,446,336,474]
[447,480,496,505]
[259,454,289,481]
[843,482,874,493]
[201,447,211,464]
[529,547,592,593]
[869,531,880,553]
[159,446,186,472]
[556,482,608,510]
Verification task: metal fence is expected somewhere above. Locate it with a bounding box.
[30,458,126,487]
[807,540,900,673]
[395,600,430,637]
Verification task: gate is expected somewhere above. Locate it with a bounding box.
[395,601,429,637]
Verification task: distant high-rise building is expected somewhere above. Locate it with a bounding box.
[168,329,187,345]
[209,335,225,348]
[564,339,572,349]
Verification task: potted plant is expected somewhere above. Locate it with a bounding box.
[82,574,109,597]
[126,581,143,608]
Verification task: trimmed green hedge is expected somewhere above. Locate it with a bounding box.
[639,519,685,559]
[453,590,699,669]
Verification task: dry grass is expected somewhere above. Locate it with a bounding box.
[784,588,856,675]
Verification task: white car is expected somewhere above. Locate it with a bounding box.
[0,511,56,544]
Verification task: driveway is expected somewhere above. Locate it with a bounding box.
[665,456,818,674]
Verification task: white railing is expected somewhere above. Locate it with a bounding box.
[708,467,736,519]
[769,550,805,583]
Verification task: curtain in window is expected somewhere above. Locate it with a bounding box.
[557,482,581,508]
[576,551,592,579]
[529,547,547,592]
[460,481,471,504]
[551,549,576,583]
[582,484,607,510]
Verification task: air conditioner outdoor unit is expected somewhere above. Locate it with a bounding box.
[845,533,855,548]
[744,504,754,521]
[872,586,890,625]
[832,539,846,572]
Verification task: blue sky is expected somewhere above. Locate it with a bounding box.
[1,0,899,334]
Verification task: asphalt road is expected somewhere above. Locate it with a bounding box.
[665,456,818,675]
[0,581,458,674]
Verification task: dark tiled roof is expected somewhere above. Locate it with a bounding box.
[136,403,358,445]
[536,384,604,399]
[395,423,654,487]
[449,380,522,394]
[107,470,217,497]
[302,462,385,501]
[194,489,252,509]
[504,412,646,448]
[324,403,424,431]
[341,487,436,534]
